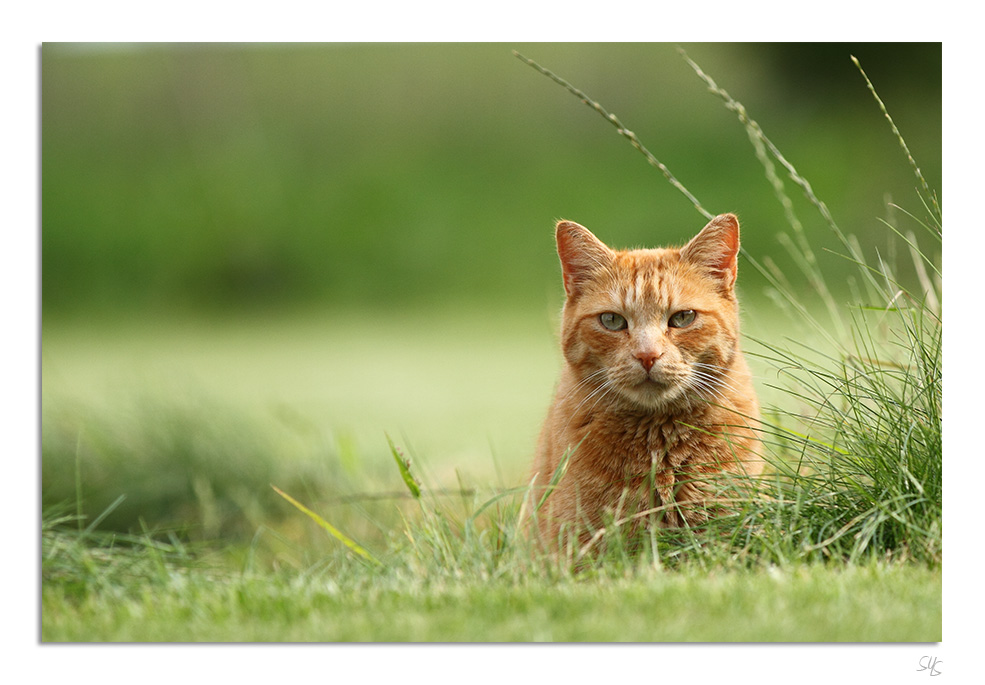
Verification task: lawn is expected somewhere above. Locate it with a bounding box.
[42,558,940,642]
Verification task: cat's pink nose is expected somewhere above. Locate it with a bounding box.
[636,351,659,371]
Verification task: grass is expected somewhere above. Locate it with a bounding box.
[40,48,941,645]
[42,531,940,641]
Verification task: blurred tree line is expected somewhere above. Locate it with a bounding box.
[41,43,941,318]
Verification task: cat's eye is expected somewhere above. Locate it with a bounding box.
[668,310,697,328]
[599,312,628,331]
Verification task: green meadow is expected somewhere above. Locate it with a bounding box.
[41,43,941,646]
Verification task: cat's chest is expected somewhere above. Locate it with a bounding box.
[581,409,701,475]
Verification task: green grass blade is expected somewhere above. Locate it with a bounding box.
[469,485,528,523]
[271,485,382,566]
[535,442,578,513]
[852,56,940,221]
[387,434,421,500]
[82,494,127,537]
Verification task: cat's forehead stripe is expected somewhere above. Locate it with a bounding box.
[611,249,676,311]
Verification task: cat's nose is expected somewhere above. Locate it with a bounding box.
[635,351,660,371]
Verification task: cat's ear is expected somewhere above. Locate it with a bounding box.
[680,213,740,291]
[556,220,613,297]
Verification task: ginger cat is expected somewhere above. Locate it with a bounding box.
[530,213,762,550]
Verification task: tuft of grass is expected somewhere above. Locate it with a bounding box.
[42,504,201,602]
[41,392,415,570]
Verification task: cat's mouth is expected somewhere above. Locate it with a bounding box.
[631,374,679,400]
[619,378,685,412]
[622,368,693,406]
[603,365,687,410]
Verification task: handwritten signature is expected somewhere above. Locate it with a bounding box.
[917,656,942,676]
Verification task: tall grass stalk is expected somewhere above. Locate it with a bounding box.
[512,51,713,222]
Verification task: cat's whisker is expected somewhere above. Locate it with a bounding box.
[684,380,724,405]
[692,360,771,385]
[692,360,721,367]
[692,360,743,375]
[584,380,618,415]
[698,376,737,404]
[574,368,609,390]
[690,364,742,395]
[692,376,736,401]
[573,377,617,416]
[558,368,609,406]
[684,370,733,405]
[557,374,620,436]
[687,365,723,385]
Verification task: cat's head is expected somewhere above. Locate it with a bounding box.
[555,214,743,412]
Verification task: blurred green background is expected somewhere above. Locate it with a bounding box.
[41,43,941,544]
[42,42,940,317]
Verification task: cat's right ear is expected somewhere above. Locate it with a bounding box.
[556,220,613,297]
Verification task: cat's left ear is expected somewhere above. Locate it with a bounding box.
[680,213,740,291]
